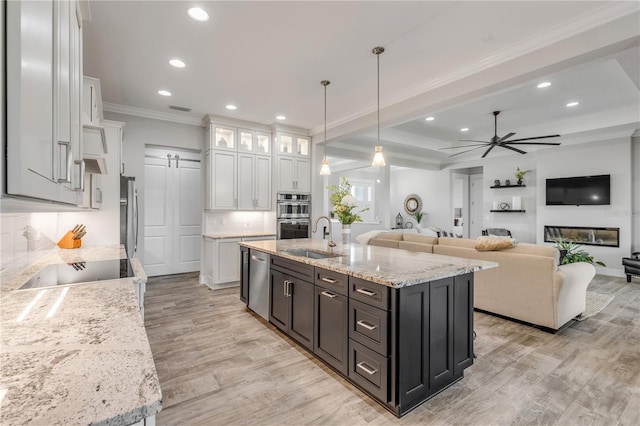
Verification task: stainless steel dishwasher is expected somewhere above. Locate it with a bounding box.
[248,251,270,320]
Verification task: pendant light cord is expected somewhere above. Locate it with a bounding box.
[377,51,380,146]
[324,82,327,159]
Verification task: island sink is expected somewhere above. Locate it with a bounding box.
[284,248,343,259]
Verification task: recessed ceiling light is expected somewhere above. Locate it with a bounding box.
[566,101,579,107]
[169,59,186,68]
[187,7,209,22]
[225,104,237,110]
[537,82,551,88]
[460,127,469,132]
[158,90,171,97]
[425,116,435,121]
[276,115,286,120]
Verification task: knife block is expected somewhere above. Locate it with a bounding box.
[57,231,82,249]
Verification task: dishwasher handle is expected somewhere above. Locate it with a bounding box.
[251,254,267,263]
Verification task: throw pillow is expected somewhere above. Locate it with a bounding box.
[474,236,516,251]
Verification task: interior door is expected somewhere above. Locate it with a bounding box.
[469,174,484,238]
[144,146,201,276]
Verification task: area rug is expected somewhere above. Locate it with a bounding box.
[574,291,615,321]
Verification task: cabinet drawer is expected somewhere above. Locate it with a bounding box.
[349,299,388,356]
[271,255,314,282]
[349,277,389,310]
[315,268,348,296]
[348,339,388,403]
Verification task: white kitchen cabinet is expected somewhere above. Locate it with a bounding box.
[238,154,272,210]
[6,0,83,205]
[239,129,271,155]
[205,150,238,210]
[80,173,102,209]
[276,156,310,192]
[83,77,103,127]
[277,133,310,157]
[208,125,236,151]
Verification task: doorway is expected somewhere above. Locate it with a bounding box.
[469,174,484,238]
[143,145,202,276]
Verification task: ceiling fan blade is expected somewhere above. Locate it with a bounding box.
[506,134,560,142]
[505,141,562,146]
[481,145,496,158]
[500,145,528,155]
[458,139,491,143]
[439,143,489,150]
[498,132,516,143]
[449,145,488,157]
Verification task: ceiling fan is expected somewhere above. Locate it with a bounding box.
[441,110,561,158]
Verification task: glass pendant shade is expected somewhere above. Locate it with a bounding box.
[320,158,331,175]
[372,146,386,166]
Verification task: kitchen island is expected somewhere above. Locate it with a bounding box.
[0,245,161,426]
[239,239,497,417]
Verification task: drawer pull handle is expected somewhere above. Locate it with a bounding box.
[356,288,376,297]
[321,277,337,284]
[356,320,377,331]
[321,291,337,299]
[356,362,377,375]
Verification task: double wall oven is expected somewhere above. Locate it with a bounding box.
[277,193,311,239]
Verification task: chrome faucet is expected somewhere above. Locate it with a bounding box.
[312,216,336,249]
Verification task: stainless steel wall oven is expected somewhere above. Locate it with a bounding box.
[276,193,311,239]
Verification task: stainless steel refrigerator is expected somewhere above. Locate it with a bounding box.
[120,176,138,258]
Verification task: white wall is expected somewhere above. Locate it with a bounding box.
[390,168,450,230]
[536,137,632,276]
[632,136,640,253]
[103,112,204,264]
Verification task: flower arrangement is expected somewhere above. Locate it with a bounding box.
[327,176,369,225]
[514,167,531,184]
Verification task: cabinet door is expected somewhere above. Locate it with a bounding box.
[210,151,237,210]
[204,150,212,209]
[237,154,255,210]
[277,134,294,156]
[215,239,241,283]
[6,0,62,202]
[212,126,236,151]
[429,277,455,391]
[202,238,215,287]
[270,269,289,333]
[314,286,349,375]
[255,132,270,155]
[276,156,295,192]
[238,129,254,153]
[240,247,249,304]
[453,274,474,376]
[295,136,310,157]
[255,156,271,210]
[295,158,311,192]
[289,278,314,351]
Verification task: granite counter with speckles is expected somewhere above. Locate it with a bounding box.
[239,239,497,288]
[0,245,161,425]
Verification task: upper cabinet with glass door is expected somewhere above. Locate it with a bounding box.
[239,129,271,156]
[277,132,310,157]
[210,125,236,151]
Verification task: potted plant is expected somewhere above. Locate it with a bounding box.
[554,239,606,267]
[514,167,531,185]
[327,176,369,243]
[413,208,424,232]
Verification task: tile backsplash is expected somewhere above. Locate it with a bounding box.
[0,213,59,282]
[205,211,276,235]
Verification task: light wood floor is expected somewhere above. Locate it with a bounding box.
[144,273,640,425]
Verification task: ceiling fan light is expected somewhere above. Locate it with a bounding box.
[372,146,386,167]
[320,158,331,175]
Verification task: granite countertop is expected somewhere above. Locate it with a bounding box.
[203,231,276,240]
[239,239,498,288]
[0,245,161,425]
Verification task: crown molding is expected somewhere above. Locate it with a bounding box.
[201,114,273,132]
[102,103,202,126]
[310,2,640,138]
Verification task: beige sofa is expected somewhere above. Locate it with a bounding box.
[367,232,596,330]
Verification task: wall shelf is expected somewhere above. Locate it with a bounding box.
[490,210,526,213]
[490,184,526,189]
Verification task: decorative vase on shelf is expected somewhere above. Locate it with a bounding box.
[342,224,351,244]
[517,178,523,185]
[505,179,511,186]
[416,223,423,233]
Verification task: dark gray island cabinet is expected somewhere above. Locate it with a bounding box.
[241,249,476,417]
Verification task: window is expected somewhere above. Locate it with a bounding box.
[349,179,376,222]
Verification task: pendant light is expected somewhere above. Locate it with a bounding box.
[371,46,386,167]
[319,80,332,176]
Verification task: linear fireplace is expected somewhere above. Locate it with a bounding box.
[544,225,619,247]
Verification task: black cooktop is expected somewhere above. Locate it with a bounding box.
[19,259,135,290]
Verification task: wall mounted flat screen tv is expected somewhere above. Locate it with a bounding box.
[545,175,610,206]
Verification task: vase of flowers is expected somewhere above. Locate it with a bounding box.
[327,176,369,244]
[514,167,531,185]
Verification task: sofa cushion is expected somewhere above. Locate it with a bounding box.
[475,236,516,251]
[369,238,400,249]
[437,237,476,249]
[402,234,438,245]
[374,232,404,241]
[399,241,434,253]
